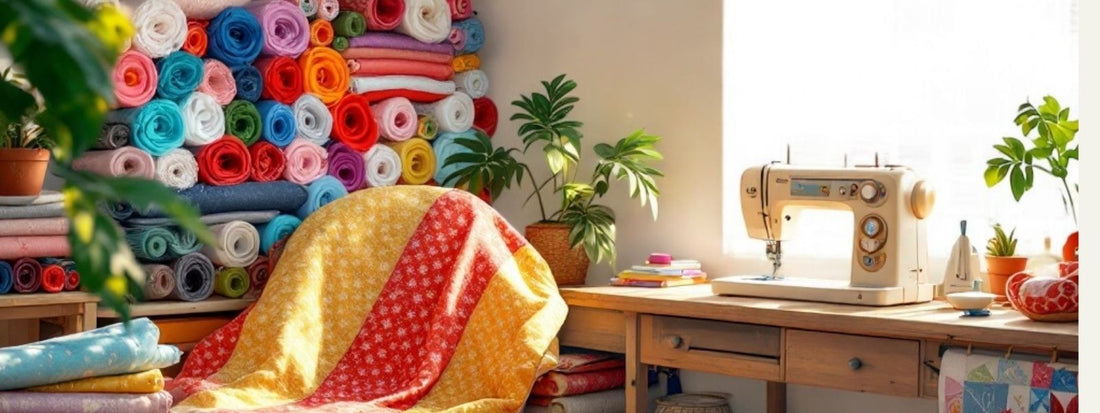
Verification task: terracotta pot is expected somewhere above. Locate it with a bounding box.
[0,148,50,196]
[985,255,1028,300]
[525,222,589,286]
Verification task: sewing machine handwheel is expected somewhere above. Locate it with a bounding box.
[910,180,935,219]
[848,357,863,370]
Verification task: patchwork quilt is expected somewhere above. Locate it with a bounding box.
[939,348,1078,413]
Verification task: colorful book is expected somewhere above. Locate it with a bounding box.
[611,277,708,288]
[639,259,701,270]
[626,267,705,276]
[616,271,708,282]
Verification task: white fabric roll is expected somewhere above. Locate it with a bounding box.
[363,144,401,187]
[395,0,451,43]
[349,75,456,95]
[72,147,155,178]
[454,70,489,99]
[125,0,187,58]
[155,148,199,189]
[180,92,226,146]
[169,0,251,19]
[292,94,333,146]
[413,91,474,133]
[201,220,260,267]
[317,0,340,21]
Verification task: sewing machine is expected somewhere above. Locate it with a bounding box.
[711,163,937,305]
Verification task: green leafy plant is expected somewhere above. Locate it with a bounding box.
[984,96,1079,224]
[1,0,213,320]
[443,74,663,265]
[985,223,1019,257]
[1,67,53,149]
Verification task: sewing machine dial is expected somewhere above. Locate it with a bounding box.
[858,214,888,271]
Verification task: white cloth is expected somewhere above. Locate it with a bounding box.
[200,220,260,267]
[363,144,401,187]
[349,75,456,95]
[125,0,187,58]
[395,0,451,43]
[169,0,251,19]
[180,92,226,146]
[155,148,199,189]
[292,94,333,146]
[454,69,488,99]
[317,0,339,21]
[413,91,474,133]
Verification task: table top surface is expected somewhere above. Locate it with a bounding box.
[0,291,98,307]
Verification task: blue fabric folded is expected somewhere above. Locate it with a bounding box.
[232,65,263,102]
[257,214,302,254]
[255,100,297,148]
[0,261,12,294]
[126,181,309,218]
[106,99,185,156]
[206,7,264,66]
[297,175,347,219]
[155,51,203,101]
[433,129,478,187]
[453,17,484,54]
[0,318,181,390]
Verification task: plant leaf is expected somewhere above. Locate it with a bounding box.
[1009,165,1025,201]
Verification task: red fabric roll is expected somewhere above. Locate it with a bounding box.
[64,267,80,291]
[472,97,497,137]
[249,141,287,182]
[346,59,454,81]
[255,56,305,105]
[183,20,209,56]
[340,0,405,31]
[196,136,253,185]
[330,94,379,152]
[448,0,472,21]
[246,256,271,298]
[40,264,66,293]
[362,89,450,104]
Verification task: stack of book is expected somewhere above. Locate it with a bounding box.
[611,258,707,288]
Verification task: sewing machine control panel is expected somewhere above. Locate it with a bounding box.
[789,178,887,205]
[859,215,887,271]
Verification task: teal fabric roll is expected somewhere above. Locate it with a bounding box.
[296,175,347,219]
[155,51,204,101]
[453,16,484,54]
[433,129,477,187]
[126,227,175,261]
[0,261,11,294]
[173,227,202,255]
[106,99,185,156]
[255,100,297,148]
[207,7,264,66]
[0,318,181,390]
[257,214,301,253]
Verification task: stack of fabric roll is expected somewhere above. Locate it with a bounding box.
[0,318,181,413]
[525,348,631,413]
[0,192,80,295]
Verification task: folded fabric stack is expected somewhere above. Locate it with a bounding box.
[0,192,80,295]
[0,318,182,413]
[526,348,629,413]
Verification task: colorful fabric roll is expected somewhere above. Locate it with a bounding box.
[472,96,498,137]
[63,265,79,291]
[199,59,236,105]
[348,32,454,54]
[170,0,249,19]
[454,69,488,98]
[231,65,263,102]
[26,369,164,394]
[112,50,157,108]
[245,256,270,296]
[142,264,175,300]
[0,205,65,220]
[416,114,439,140]
[172,227,201,255]
[0,218,69,237]
[332,11,366,37]
[255,56,305,105]
[132,181,309,217]
[124,211,279,228]
[371,97,417,141]
[341,47,453,64]
[452,16,484,54]
[224,99,262,145]
[107,99,185,156]
[0,261,12,294]
[72,147,155,179]
[247,0,310,57]
[97,123,131,149]
[206,7,264,66]
[350,75,456,98]
[11,258,41,293]
[447,0,472,20]
[183,20,208,56]
[387,138,435,185]
[309,19,334,47]
[0,391,173,413]
[126,227,175,262]
[292,94,333,146]
[451,53,480,73]
[296,175,347,219]
[201,221,260,267]
[196,136,252,186]
[0,236,71,260]
[318,0,340,21]
[155,51,203,101]
[40,263,66,293]
[326,142,366,191]
[129,0,187,58]
[155,148,199,190]
[330,94,378,152]
[341,0,405,31]
[414,91,473,133]
[180,91,227,146]
[363,143,401,187]
[345,58,454,81]
[396,0,451,43]
[299,47,349,105]
[214,267,250,298]
[281,138,328,185]
[249,141,287,182]
[106,203,134,221]
[256,100,297,147]
[257,214,302,253]
[171,253,215,301]
[331,36,349,52]
[433,130,477,187]
[447,27,466,52]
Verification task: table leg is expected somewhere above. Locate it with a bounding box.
[625,311,649,412]
[767,381,787,413]
[82,302,97,331]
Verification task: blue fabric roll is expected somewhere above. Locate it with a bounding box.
[454,17,484,54]
[231,65,263,102]
[297,175,347,219]
[131,181,309,218]
[155,51,203,101]
[206,7,264,66]
[0,261,12,294]
[257,214,302,253]
[0,318,181,390]
[255,100,297,148]
[106,99,185,156]
[433,129,478,187]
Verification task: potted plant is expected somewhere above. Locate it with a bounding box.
[0,67,53,196]
[442,74,663,285]
[985,223,1027,300]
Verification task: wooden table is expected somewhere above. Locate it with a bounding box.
[0,292,98,346]
[558,285,1078,413]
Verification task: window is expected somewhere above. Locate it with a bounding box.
[722,0,1079,280]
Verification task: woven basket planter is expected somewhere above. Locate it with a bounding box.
[525,222,589,286]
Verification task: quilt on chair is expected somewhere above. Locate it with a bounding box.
[167,186,568,412]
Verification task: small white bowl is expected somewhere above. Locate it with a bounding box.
[946,291,996,311]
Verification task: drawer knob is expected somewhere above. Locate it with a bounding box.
[848,357,863,370]
[662,335,684,349]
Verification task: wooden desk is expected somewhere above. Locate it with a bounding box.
[558,285,1078,413]
[0,292,98,346]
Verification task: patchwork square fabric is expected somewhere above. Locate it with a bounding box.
[939,348,1078,413]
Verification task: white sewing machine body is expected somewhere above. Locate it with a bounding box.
[712,163,936,305]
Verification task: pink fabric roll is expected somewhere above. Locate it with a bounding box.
[318,0,340,20]
[340,47,453,64]
[0,218,69,237]
[281,138,329,184]
[112,50,158,108]
[340,0,404,31]
[447,27,466,52]
[447,0,472,20]
[0,236,71,260]
[248,0,311,57]
[370,97,417,141]
[72,147,156,178]
[198,59,237,105]
[346,58,454,80]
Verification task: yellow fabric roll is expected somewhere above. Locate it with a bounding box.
[25,369,164,394]
[452,53,481,73]
[387,137,435,185]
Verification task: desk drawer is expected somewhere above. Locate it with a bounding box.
[559,307,625,353]
[786,329,919,397]
[640,315,782,381]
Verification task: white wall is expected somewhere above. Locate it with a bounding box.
[478,1,934,411]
